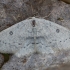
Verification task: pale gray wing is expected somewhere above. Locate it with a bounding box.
[0,18,35,54]
[33,18,70,55]
[14,42,35,58]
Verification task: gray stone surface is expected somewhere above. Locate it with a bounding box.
[0,0,70,31]
[50,1,70,29]
[1,54,56,70]
[1,50,70,70]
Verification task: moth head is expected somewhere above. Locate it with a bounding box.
[32,20,36,27]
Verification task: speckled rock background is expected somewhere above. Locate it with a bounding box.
[0,0,70,70]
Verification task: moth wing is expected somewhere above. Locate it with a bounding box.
[34,18,70,54]
[0,18,34,54]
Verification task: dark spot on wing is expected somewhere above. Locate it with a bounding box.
[56,29,60,33]
[32,20,36,27]
[22,57,27,63]
[18,43,22,45]
[49,42,52,43]
[32,43,39,44]
[66,39,67,40]
[64,39,68,42]
[9,31,13,35]
[64,40,65,42]
[24,47,25,48]
[5,43,6,44]
[3,41,4,43]
[34,51,39,54]
[60,41,61,42]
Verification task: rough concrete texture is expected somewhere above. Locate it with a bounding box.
[1,54,59,70]
[1,55,27,70]
[0,0,70,70]
[0,0,70,31]
[60,0,70,4]
[1,51,70,70]
[50,0,70,29]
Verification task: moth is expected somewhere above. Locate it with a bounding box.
[0,17,70,58]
